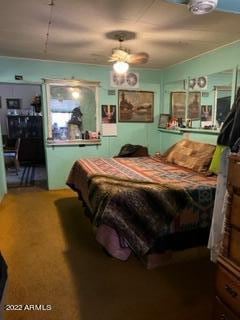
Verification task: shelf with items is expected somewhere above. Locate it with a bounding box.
[46,139,101,147]
[178,127,220,135]
[158,127,219,135]
[158,128,182,134]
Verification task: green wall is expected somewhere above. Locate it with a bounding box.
[0,57,162,190]
[162,41,240,83]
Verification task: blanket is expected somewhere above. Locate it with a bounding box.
[88,174,205,256]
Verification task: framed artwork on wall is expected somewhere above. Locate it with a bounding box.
[6,98,21,109]
[171,92,186,119]
[187,92,201,120]
[201,105,212,121]
[118,90,154,122]
[158,113,170,128]
[101,105,116,123]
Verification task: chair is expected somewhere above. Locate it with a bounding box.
[4,138,21,175]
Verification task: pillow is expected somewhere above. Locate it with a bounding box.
[209,144,226,174]
[164,139,216,173]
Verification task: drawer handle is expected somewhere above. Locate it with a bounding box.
[225,284,238,298]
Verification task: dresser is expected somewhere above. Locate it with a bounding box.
[214,154,240,320]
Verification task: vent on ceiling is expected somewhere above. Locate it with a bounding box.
[188,0,218,15]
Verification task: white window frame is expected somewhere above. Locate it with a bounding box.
[44,79,100,145]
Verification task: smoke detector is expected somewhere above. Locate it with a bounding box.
[188,0,218,14]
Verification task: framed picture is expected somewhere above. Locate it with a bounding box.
[101,105,116,123]
[118,90,154,122]
[158,113,170,128]
[6,98,21,109]
[171,92,186,119]
[201,105,212,121]
[187,92,201,119]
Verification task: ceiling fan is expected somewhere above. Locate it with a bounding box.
[164,0,240,15]
[109,33,149,74]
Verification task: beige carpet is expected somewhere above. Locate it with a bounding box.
[0,187,216,320]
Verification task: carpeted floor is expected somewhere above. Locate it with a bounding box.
[0,188,216,320]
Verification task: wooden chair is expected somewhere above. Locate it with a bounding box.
[4,138,21,175]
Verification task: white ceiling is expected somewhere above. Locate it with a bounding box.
[1,0,240,69]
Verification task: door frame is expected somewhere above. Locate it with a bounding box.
[0,124,7,198]
[0,81,46,192]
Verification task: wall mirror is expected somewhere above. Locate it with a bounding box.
[45,79,100,143]
[206,69,233,128]
[163,69,233,130]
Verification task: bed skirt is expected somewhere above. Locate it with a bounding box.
[95,224,210,268]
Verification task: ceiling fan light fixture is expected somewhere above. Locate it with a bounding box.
[188,0,218,14]
[113,61,129,74]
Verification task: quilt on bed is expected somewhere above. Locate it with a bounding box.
[67,156,216,256]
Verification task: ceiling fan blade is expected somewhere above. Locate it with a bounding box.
[108,49,129,62]
[127,53,149,64]
[164,0,189,4]
[216,0,240,14]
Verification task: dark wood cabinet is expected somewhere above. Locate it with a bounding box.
[214,154,240,320]
[7,115,43,139]
[7,115,44,164]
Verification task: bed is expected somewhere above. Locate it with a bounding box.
[67,139,216,264]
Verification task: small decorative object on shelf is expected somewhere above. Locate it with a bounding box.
[168,117,178,129]
[158,113,170,128]
[31,95,41,113]
[186,118,192,128]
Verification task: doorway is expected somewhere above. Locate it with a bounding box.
[0,83,47,189]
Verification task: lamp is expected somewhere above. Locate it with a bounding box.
[113,61,129,74]
[188,0,218,14]
[72,91,80,99]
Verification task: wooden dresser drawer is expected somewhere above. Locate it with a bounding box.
[215,296,239,320]
[229,228,240,266]
[231,194,240,227]
[216,265,240,316]
[228,157,240,192]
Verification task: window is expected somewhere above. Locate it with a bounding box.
[45,79,100,144]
